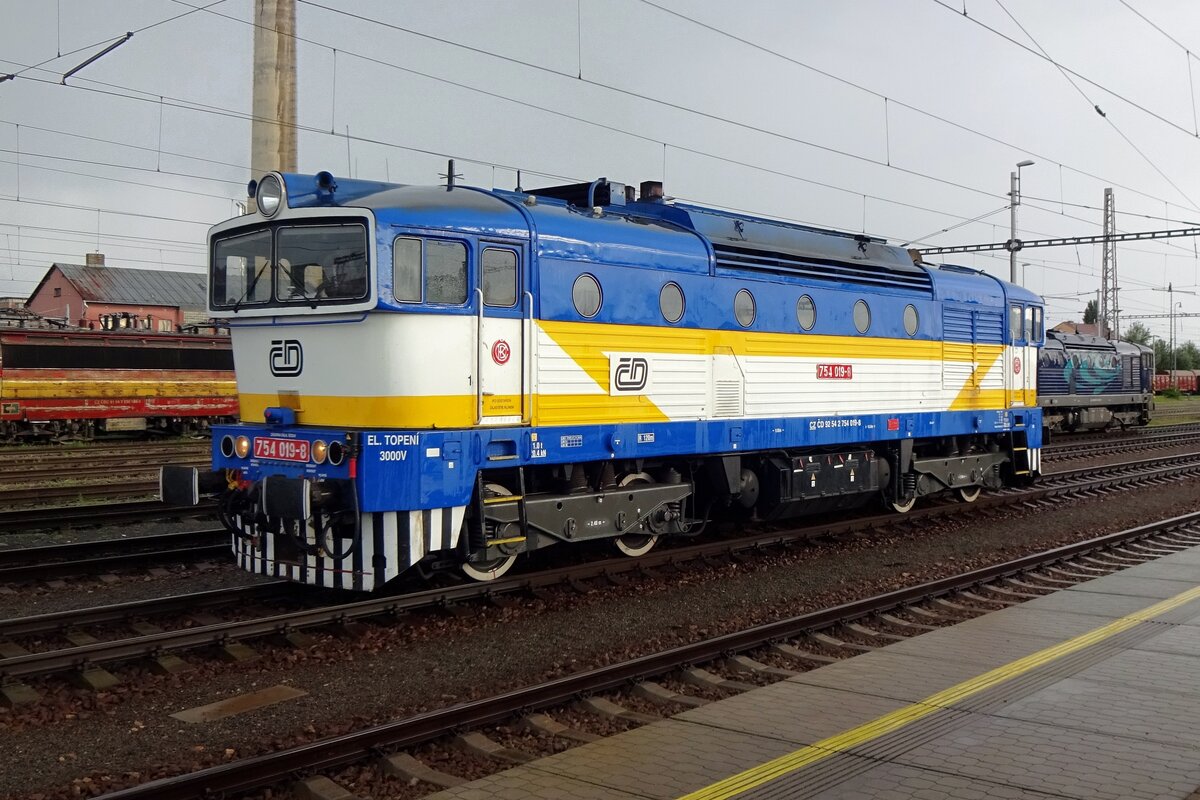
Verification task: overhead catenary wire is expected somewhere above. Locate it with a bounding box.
[167,0,1197,225]
[5,0,1190,260]
[990,0,1198,210]
[4,0,1199,322]
[635,0,1197,214]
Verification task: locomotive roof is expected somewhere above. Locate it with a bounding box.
[272,172,1042,304]
[1045,329,1151,354]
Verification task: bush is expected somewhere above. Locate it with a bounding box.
[1160,388,1184,400]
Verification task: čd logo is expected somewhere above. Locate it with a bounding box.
[269,339,304,377]
[613,357,649,392]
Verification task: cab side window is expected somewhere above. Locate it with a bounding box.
[392,237,468,305]
[482,248,517,307]
[393,237,422,302]
[426,240,467,304]
[1010,303,1024,344]
[1031,306,1043,343]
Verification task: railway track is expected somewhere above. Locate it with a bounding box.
[3,451,1197,690]
[90,510,1200,799]
[0,499,217,533]
[0,529,228,582]
[0,479,163,505]
[1044,427,1200,459]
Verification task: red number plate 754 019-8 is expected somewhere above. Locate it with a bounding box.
[253,437,310,462]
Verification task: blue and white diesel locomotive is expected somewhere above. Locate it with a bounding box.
[162,171,1045,590]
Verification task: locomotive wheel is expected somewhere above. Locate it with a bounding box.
[461,555,518,581]
[462,482,521,581]
[956,485,982,503]
[889,495,917,514]
[614,472,660,557]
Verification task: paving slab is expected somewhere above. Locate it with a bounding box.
[1063,573,1200,600]
[794,760,1068,800]
[1015,583,1200,622]
[534,719,800,800]
[879,712,1200,800]
[423,766,648,800]
[785,648,1008,705]
[995,675,1200,749]
[1067,646,1200,698]
[672,678,913,745]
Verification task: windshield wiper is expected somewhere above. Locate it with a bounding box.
[275,261,321,307]
[231,261,270,313]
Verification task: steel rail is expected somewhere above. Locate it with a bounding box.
[0,533,229,582]
[95,510,1200,800]
[1044,431,1200,459]
[0,458,204,483]
[0,581,293,638]
[0,481,161,504]
[4,452,1198,683]
[0,499,217,533]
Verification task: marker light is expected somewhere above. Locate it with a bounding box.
[327,440,345,466]
[235,436,252,458]
[220,435,235,458]
[312,440,328,464]
[256,174,283,217]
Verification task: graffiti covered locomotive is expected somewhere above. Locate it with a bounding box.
[162,172,1045,590]
[1037,330,1153,433]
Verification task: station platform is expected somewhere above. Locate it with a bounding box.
[428,543,1200,800]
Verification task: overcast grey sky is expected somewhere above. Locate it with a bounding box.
[3,1,1200,343]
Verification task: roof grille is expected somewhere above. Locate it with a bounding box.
[713,243,932,293]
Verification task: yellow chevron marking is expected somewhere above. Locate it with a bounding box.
[947,346,1007,410]
[677,583,1200,800]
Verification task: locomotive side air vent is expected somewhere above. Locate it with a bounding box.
[712,243,934,293]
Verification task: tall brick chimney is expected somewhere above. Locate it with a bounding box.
[85,252,105,267]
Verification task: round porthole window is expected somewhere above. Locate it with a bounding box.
[734,289,756,327]
[853,299,871,333]
[660,282,685,323]
[796,295,816,331]
[572,274,602,318]
[903,304,919,337]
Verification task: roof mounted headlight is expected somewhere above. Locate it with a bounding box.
[256,173,284,217]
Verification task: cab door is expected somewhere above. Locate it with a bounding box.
[1007,302,1040,407]
[1022,306,1042,406]
[1007,302,1026,407]
[476,241,529,426]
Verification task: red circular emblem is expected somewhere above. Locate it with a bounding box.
[1013,356,1022,375]
[491,340,511,365]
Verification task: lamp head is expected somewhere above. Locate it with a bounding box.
[1016,159,1035,168]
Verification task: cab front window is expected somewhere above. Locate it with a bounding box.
[275,225,368,302]
[210,220,369,310]
[212,230,271,308]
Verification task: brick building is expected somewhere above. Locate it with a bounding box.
[25,253,211,332]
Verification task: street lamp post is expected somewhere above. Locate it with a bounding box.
[1009,159,1035,284]
[1173,300,1182,390]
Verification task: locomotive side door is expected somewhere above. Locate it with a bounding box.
[1006,302,1039,407]
[476,240,529,426]
[1007,302,1025,408]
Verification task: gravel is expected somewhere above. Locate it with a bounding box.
[3,475,1200,799]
